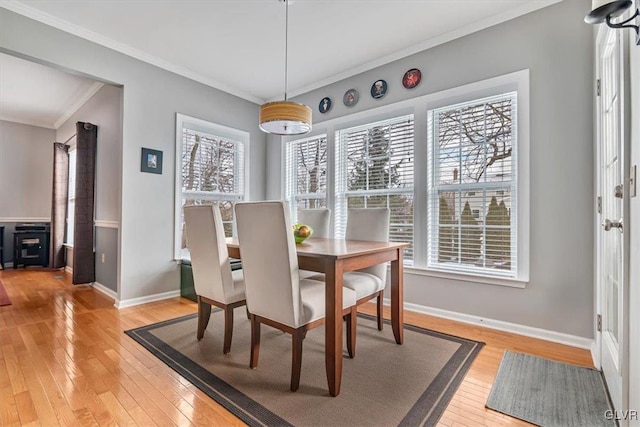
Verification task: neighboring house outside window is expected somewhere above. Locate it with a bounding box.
[427,92,518,279]
[174,114,248,258]
[335,115,415,264]
[285,135,328,224]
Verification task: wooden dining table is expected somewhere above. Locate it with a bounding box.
[226,237,409,397]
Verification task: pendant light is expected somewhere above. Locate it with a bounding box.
[259,0,312,135]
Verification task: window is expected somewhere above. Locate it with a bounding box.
[335,115,415,263]
[285,135,328,222]
[427,92,517,279]
[175,114,248,258]
[66,147,77,245]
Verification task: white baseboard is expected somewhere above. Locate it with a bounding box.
[91,281,117,302]
[116,290,180,309]
[64,265,73,274]
[2,262,14,269]
[390,299,594,350]
[591,340,601,369]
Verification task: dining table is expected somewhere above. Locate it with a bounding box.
[226,237,409,397]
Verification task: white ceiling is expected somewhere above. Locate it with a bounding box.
[0,52,103,129]
[1,0,561,106]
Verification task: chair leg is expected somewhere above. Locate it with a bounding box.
[377,291,384,331]
[249,314,260,369]
[346,306,357,358]
[223,307,234,354]
[197,296,212,340]
[291,329,305,392]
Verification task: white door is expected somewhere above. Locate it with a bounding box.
[596,25,629,413]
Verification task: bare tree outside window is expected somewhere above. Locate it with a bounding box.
[286,136,328,218]
[181,130,244,248]
[430,93,516,275]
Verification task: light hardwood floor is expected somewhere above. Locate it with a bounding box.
[0,269,593,426]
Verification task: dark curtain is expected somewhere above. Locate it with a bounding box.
[72,122,98,284]
[50,143,69,269]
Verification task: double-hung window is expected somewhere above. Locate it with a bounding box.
[285,135,328,222]
[175,114,248,258]
[427,92,518,279]
[335,115,415,264]
[66,146,77,245]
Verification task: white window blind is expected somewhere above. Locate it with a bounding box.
[335,115,414,264]
[285,135,328,222]
[66,149,77,245]
[427,92,517,278]
[180,128,245,241]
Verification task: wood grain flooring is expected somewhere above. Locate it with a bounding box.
[0,269,594,426]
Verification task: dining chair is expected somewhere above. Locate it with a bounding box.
[344,208,390,331]
[235,201,357,392]
[184,204,246,354]
[297,208,331,238]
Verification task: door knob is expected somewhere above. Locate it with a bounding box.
[602,218,623,232]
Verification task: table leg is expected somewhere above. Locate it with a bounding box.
[391,248,404,345]
[325,258,343,397]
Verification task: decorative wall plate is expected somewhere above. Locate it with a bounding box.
[343,88,359,107]
[370,80,387,99]
[402,68,422,89]
[319,97,332,113]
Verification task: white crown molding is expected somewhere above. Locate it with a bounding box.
[286,0,563,99]
[53,81,104,129]
[116,290,180,309]
[0,115,55,129]
[0,217,51,222]
[94,220,119,229]
[0,0,264,105]
[385,299,593,350]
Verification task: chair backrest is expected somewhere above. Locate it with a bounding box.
[346,208,390,283]
[235,201,304,328]
[184,204,234,303]
[297,208,331,238]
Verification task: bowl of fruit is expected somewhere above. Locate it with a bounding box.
[292,223,313,244]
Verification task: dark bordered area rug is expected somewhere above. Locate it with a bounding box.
[126,311,484,427]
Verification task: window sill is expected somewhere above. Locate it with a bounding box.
[64,243,74,248]
[403,266,527,288]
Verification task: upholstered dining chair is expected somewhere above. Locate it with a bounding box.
[235,201,357,392]
[343,208,390,331]
[297,208,331,238]
[184,204,246,354]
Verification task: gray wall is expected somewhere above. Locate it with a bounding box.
[0,8,266,301]
[268,0,595,338]
[95,227,118,292]
[0,120,55,220]
[56,84,123,222]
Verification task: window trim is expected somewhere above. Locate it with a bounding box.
[65,138,77,247]
[174,113,250,260]
[281,69,529,287]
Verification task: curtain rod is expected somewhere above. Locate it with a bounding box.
[63,133,77,145]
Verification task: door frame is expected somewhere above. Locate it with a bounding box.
[594,21,632,418]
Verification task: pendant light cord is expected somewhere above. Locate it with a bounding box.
[284,0,289,101]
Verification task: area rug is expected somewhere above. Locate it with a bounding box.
[126,311,484,427]
[486,351,615,427]
[0,278,11,306]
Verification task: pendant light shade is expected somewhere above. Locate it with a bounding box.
[259,0,312,136]
[259,101,312,135]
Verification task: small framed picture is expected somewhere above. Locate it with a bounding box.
[343,89,359,107]
[402,68,422,89]
[141,147,163,174]
[319,97,332,114]
[370,79,388,99]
